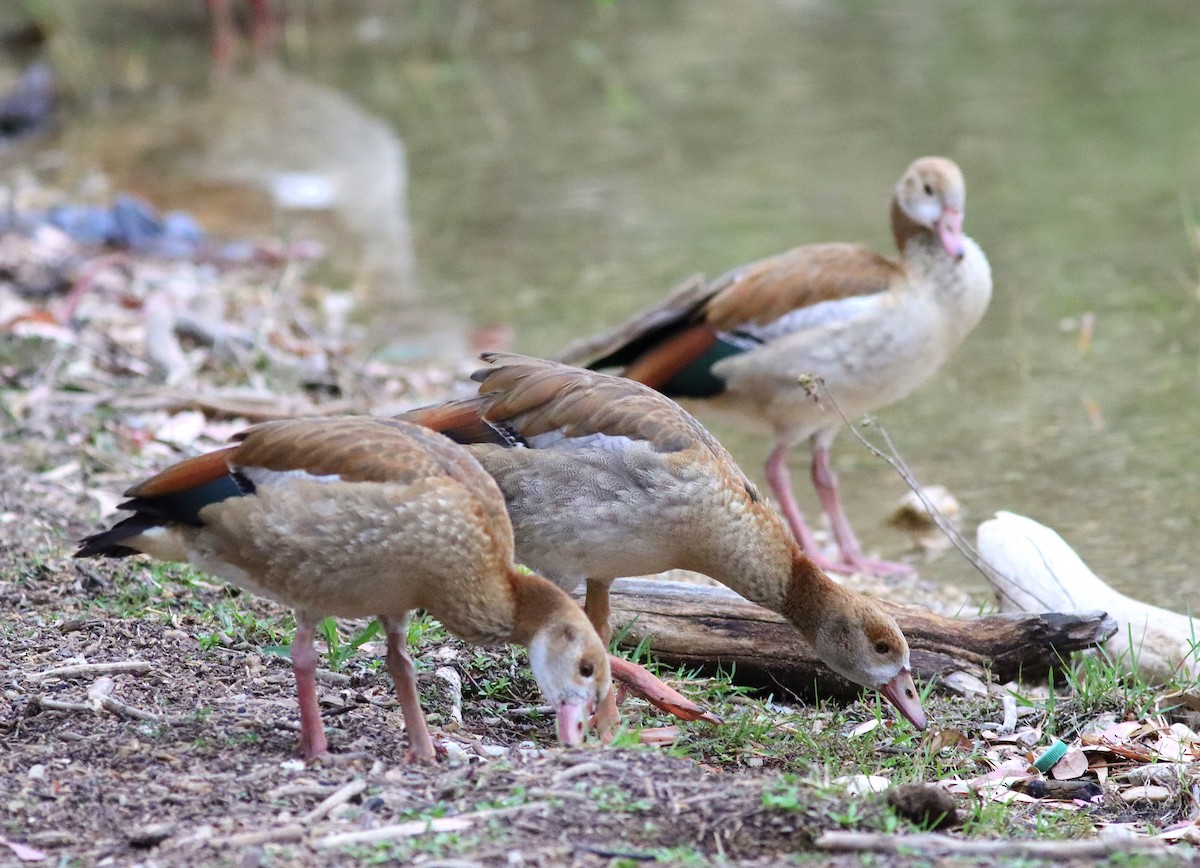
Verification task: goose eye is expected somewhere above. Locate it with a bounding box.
[579,662,595,678]
[922,183,934,196]
[874,640,891,655]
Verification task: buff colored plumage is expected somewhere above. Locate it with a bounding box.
[561,157,992,577]
[77,417,610,760]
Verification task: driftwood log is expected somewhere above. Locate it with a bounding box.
[583,578,1117,699]
[977,511,1200,683]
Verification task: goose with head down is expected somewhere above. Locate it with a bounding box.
[399,354,927,736]
[560,156,992,577]
[76,416,610,761]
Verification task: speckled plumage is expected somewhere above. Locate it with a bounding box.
[77,416,610,760]
[400,355,927,732]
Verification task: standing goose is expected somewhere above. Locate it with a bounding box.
[399,354,926,736]
[76,417,610,761]
[560,156,992,576]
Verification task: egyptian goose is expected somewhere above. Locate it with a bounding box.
[76,417,610,761]
[560,156,992,576]
[399,354,927,734]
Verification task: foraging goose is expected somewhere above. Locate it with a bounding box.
[76,416,610,761]
[399,354,927,734]
[560,156,992,576]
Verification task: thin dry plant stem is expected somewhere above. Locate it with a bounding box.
[810,378,1059,611]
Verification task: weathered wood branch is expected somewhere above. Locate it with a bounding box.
[814,831,1166,858]
[977,511,1200,683]
[588,579,1116,698]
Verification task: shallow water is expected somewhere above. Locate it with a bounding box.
[9,0,1200,609]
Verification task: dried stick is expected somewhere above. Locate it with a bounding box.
[313,801,552,849]
[34,693,165,724]
[29,661,151,682]
[815,831,1165,858]
[300,779,367,825]
[314,817,473,849]
[815,378,1059,612]
[208,825,305,849]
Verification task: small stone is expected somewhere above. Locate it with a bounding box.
[27,764,45,779]
[1121,785,1172,803]
[940,671,988,698]
[1019,779,1103,801]
[128,822,175,849]
[1123,764,1186,787]
[886,783,959,830]
[834,774,890,797]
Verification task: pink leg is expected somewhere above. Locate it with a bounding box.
[583,580,621,743]
[765,442,853,574]
[382,616,437,763]
[607,656,722,725]
[291,612,328,760]
[248,0,275,57]
[206,0,234,73]
[811,441,913,577]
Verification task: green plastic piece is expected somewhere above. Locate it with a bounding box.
[1033,738,1067,773]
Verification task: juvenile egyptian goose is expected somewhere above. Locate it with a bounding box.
[76,417,610,761]
[399,354,927,734]
[560,156,992,576]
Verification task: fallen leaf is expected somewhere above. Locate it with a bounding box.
[1157,688,1200,716]
[850,718,880,737]
[0,837,46,862]
[1099,721,1143,742]
[928,728,972,752]
[1152,735,1189,762]
[1050,747,1089,780]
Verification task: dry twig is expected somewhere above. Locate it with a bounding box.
[28,661,151,682]
[300,779,367,825]
[815,831,1166,857]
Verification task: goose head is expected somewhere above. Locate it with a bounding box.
[814,601,927,731]
[895,156,967,259]
[527,614,611,746]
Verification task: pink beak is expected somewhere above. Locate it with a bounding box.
[936,206,965,259]
[880,668,927,731]
[555,700,591,746]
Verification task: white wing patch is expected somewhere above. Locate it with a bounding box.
[730,293,883,344]
[525,430,639,453]
[238,466,343,488]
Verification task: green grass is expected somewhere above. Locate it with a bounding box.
[315,617,382,671]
